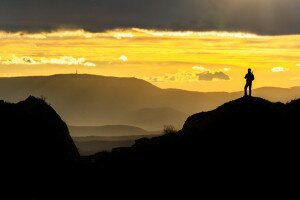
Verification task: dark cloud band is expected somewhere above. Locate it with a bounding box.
[0,0,300,35]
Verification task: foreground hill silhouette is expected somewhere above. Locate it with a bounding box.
[0,96,79,163]
[0,96,79,197]
[1,96,298,198]
[0,96,80,199]
[91,97,299,178]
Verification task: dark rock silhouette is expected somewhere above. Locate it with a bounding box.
[0,96,79,198]
[90,96,299,188]
[0,96,79,163]
[1,96,298,198]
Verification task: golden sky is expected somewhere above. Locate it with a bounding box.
[0,28,300,92]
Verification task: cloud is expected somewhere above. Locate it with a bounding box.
[145,71,199,83]
[120,55,128,62]
[197,71,230,81]
[1,55,96,67]
[40,56,88,65]
[1,55,38,65]
[83,62,96,67]
[113,32,134,39]
[192,66,206,71]
[0,29,263,41]
[193,66,231,74]
[0,29,136,40]
[145,68,230,83]
[134,28,259,39]
[271,67,288,73]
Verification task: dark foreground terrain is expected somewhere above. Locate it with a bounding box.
[1,96,298,198]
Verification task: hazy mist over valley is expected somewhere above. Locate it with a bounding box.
[1,74,300,134]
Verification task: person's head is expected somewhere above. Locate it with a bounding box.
[248,68,251,73]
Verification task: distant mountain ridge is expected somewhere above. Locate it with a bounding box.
[69,124,160,137]
[1,74,300,131]
[70,125,161,154]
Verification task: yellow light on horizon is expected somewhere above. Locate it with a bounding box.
[0,28,300,92]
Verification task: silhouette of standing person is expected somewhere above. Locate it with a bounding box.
[244,68,255,97]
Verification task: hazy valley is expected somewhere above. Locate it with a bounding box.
[1,74,300,133]
[2,74,300,154]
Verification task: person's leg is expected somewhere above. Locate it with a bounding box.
[244,83,248,96]
[249,82,252,97]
